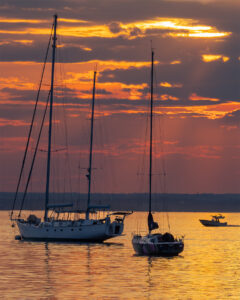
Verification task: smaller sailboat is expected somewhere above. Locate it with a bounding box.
[132,50,184,256]
[199,214,227,227]
[10,15,130,242]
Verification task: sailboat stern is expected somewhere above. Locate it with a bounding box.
[105,211,132,238]
[106,220,124,237]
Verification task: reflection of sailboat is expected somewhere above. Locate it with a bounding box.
[10,15,130,242]
[132,50,184,256]
[199,214,227,227]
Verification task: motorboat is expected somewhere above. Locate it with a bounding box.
[199,214,227,227]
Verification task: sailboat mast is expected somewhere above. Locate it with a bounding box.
[86,70,97,220]
[149,50,154,214]
[44,14,57,221]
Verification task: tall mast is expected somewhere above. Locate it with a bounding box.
[149,50,154,214]
[44,14,57,221]
[86,70,97,220]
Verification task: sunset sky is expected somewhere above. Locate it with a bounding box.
[1,0,240,195]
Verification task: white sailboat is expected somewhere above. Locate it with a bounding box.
[132,50,184,256]
[10,15,130,242]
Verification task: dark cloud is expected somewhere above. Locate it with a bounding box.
[0,0,239,32]
[220,109,240,126]
[2,0,240,193]
[98,54,240,103]
[108,22,123,34]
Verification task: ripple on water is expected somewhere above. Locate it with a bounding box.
[1,211,240,299]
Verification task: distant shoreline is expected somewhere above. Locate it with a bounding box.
[2,192,240,212]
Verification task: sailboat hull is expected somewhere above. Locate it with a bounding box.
[17,219,124,242]
[132,234,184,256]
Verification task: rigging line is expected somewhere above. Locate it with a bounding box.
[53,33,72,199]
[60,32,74,198]
[61,72,73,198]
[155,65,171,231]
[10,23,54,220]
[18,92,51,217]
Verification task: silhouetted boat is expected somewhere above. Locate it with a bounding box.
[132,50,184,256]
[199,214,227,227]
[10,15,130,242]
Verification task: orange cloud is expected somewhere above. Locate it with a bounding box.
[167,145,222,159]
[161,102,240,120]
[171,32,229,38]
[0,76,36,90]
[0,17,231,40]
[0,118,29,127]
[202,54,230,62]
[220,125,238,131]
[170,60,181,65]
[189,93,219,102]
[160,94,179,101]
[160,82,182,88]
[0,18,45,24]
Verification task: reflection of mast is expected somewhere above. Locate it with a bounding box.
[86,71,97,220]
[147,256,153,300]
[86,245,91,278]
[44,243,52,297]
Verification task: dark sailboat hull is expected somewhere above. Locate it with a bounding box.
[132,235,184,256]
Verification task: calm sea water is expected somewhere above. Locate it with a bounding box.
[1,211,240,299]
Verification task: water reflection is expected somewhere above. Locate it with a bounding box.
[3,211,240,299]
[147,257,153,300]
[44,243,53,298]
[145,254,184,299]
